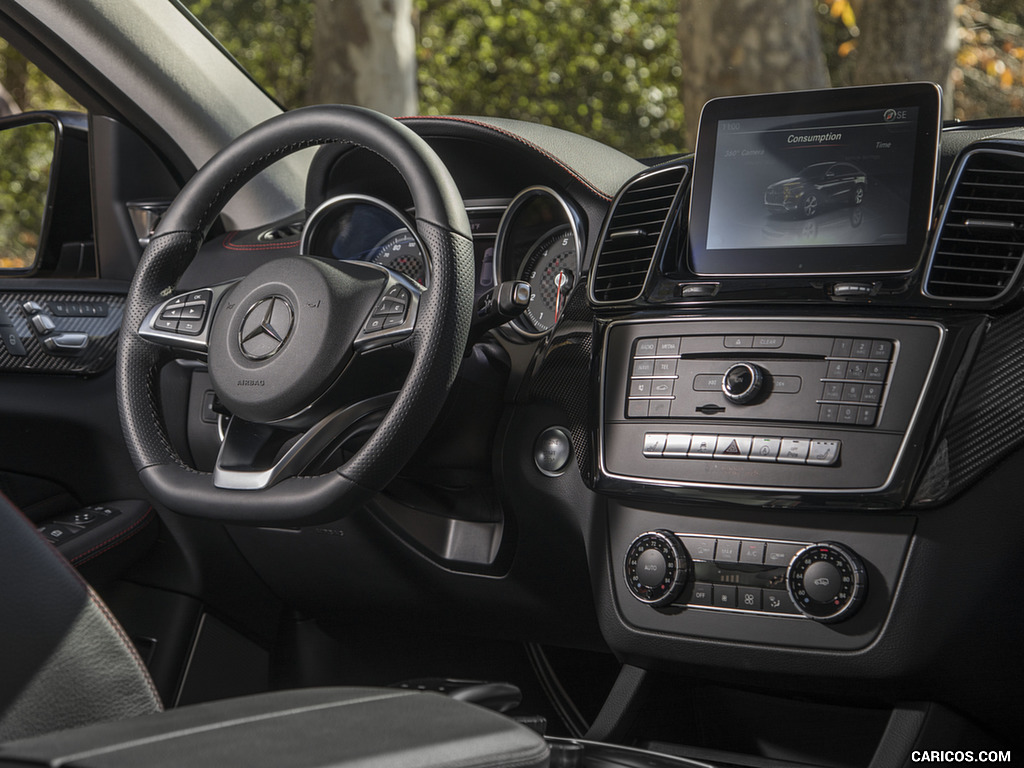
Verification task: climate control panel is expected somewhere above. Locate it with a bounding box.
[624,530,867,623]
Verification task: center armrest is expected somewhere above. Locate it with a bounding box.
[0,687,549,768]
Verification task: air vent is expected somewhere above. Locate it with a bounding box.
[924,149,1024,301]
[590,165,687,304]
[258,221,303,242]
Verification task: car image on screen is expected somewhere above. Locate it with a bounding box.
[764,161,867,218]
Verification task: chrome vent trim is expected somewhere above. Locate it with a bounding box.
[924,148,1024,302]
[589,164,688,305]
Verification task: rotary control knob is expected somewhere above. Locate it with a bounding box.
[721,362,764,404]
[786,542,867,623]
[624,531,691,608]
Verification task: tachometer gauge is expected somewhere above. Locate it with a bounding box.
[368,228,428,287]
[518,227,577,335]
[493,186,584,338]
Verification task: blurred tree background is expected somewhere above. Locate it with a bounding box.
[416,0,684,156]
[0,39,71,269]
[0,0,1021,161]
[0,0,1019,270]
[0,39,81,115]
[182,0,1024,155]
[0,121,54,270]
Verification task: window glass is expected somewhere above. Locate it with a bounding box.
[0,38,83,114]
[167,2,1024,159]
[0,121,54,271]
[0,39,82,271]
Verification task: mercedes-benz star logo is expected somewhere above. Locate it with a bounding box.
[238,296,294,361]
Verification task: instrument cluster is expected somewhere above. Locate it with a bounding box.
[300,188,584,340]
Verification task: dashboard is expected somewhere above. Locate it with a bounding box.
[167,89,1016,678]
[174,88,1023,710]
[299,88,1019,747]
[3,84,1023,757]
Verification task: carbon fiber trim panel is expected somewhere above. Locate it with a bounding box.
[527,285,594,483]
[913,307,1024,505]
[0,292,124,375]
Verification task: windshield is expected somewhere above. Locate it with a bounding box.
[126,2,1024,159]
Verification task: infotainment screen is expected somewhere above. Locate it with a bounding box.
[687,82,941,277]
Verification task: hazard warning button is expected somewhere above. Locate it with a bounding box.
[713,435,752,460]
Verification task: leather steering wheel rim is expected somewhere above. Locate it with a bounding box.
[116,105,475,525]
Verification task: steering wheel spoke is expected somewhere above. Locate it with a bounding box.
[353,267,422,352]
[138,281,236,355]
[213,394,395,491]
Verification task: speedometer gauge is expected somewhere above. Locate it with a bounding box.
[518,227,577,334]
[300,195,431,289]
[368,229,427,287]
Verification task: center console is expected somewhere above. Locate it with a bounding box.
[601,317,944,498]
[587,84,972,662]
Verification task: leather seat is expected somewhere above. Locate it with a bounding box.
[0,495,550,768]
[0,493,162,741]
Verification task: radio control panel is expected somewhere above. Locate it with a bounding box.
[600,318,944,496]
[626,333,894,426]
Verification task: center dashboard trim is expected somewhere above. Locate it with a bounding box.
[596,315,947,497]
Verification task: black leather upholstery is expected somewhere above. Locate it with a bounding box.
[0,494,162,741]
[0,687,550,768]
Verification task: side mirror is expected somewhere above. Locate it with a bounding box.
[0,112,91,276]
[0,118,54,272]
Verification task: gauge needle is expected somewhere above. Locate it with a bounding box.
[554,270,569,322]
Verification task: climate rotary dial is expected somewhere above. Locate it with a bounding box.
[786,542,866,623]
[624,531,691,607]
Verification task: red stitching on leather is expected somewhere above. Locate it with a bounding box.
[83,581,164,707]
[221,230,300,251]
[2,494,163,707]
[399,115,614,201]
[70,507,155,566]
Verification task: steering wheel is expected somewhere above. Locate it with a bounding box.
[116,105,475,525]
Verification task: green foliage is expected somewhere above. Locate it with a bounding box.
[3,1,1024,166]
[0,39,81,112]
[0,122,54,270]
[187,0,684,157]
[982,0,1024,26]
[185,0,313,107]
[416,0,684,157]
[816,1,858,88]
[953,0,1024,121]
